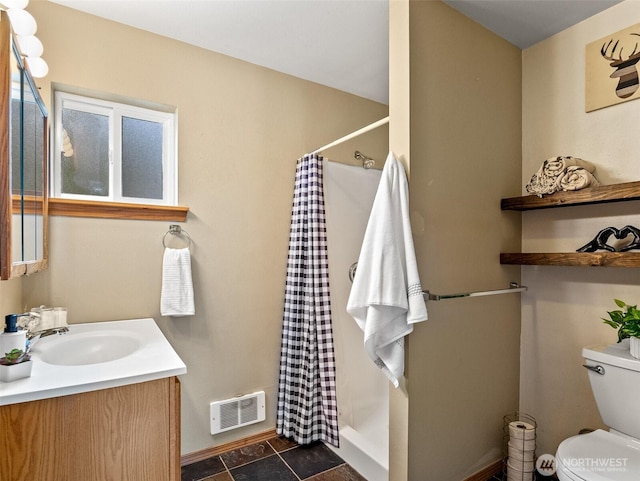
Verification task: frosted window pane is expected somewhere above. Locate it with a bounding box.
[121,116,163,200]
[61,108,110,196]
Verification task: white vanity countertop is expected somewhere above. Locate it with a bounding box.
[0,318,187,406]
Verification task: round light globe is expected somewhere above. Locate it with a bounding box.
[7,8,37,36]
[26,56,48,78]
[16,35,43,57]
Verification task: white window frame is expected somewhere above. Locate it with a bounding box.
[52,91,177,206]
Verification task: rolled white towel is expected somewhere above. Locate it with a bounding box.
[542,156,595,177]
[557,165,600,191]
[526,171,558,197]
[526,155,597,197]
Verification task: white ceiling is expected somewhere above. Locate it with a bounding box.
[49,0,625,105]
[443,0,624,51]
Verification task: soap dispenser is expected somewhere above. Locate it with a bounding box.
[1,314,27,356]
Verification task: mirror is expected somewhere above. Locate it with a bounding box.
[1,11,48,280]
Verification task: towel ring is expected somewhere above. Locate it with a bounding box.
[162,225,192,249]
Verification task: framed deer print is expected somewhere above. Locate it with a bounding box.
[586,22,640,112]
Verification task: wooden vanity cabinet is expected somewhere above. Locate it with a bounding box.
[0,376,181,481]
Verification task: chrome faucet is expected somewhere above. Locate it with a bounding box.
[17,309,69,342]
[26,326,69,341]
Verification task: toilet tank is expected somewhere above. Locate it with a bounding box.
[582,340,640,439]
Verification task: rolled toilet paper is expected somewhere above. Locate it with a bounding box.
[508,445,534,461]
[508,457,535,472]
[509,438,535,451]
[507,459,535,479]
[509,421,535,440]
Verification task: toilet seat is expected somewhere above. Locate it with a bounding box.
[556,429,640,481]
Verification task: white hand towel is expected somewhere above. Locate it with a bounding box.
[161,247,195,317]
[347,152,428,387]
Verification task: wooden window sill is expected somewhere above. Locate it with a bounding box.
[49,198,189,221]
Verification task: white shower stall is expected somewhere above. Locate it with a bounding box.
[324,160,389,481]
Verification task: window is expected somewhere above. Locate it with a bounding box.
[52,91,177,206]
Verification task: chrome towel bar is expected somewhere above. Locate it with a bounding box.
[423,282,527,301]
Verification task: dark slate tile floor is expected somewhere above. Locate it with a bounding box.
[183,437,562,481]
[181,436,366,481]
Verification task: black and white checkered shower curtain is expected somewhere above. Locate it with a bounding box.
[276,153,340,447]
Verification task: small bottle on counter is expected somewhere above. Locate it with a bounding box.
[0,314,27,357]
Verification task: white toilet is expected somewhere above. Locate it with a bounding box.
[556,340,640,481]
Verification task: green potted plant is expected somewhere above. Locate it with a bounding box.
[0,348,32,382]
[602,299,640,359]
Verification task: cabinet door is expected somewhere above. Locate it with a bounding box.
[0,389,65,479]
[0,377,180,481]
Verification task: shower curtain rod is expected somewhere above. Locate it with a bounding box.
[423,282,527,301]
[311,116,389,154]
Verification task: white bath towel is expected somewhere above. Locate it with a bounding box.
[346,152,428,387]
[160,247,195,317]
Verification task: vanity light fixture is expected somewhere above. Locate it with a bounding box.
[0,0,48,77]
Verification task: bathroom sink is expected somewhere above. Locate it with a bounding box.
[37,330,141,366]
[1,318,186,406]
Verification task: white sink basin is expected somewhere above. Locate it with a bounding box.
[38,331,142,366]
[0,318,187,406]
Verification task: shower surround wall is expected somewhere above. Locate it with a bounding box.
[20,2,388,455]
[324,160,387,481]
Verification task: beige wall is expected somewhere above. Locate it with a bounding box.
[0,278,22,319]
[13,0,638,474]
[520,0,640,456]
[390,1,522,479]
[388,1,411,479]
[23,2,387,454]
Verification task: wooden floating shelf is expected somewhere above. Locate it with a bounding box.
[501,180,640,211]
[500,252,640,268]
[501,181,640,267]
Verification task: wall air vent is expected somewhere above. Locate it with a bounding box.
[210,391,266,435]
